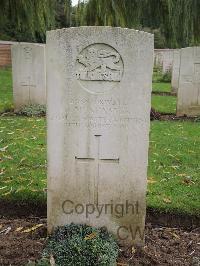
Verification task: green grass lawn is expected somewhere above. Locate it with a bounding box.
[0,68,199,217]
[152,82,171,93]
[0,116,199,216]
[152,68,172,93]
[148,121,200,215]
[0,68,13,113]
[152,95,177,114]
[0,116,46,203]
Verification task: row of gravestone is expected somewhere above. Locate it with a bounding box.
[172,48,200,116]
[9,27,199,247]
[154,47,200,116]
[12,43,200,118]
[155,48,200,116]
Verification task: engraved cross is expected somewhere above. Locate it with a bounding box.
[21,77,36,104]
[75,135,119,204]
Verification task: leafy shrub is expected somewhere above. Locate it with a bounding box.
[153,68,172,83]
[40,224,118,266]
[17,104,46,117]
[160,69,172,82]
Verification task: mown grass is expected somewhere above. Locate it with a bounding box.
[0,67,13,113]
[0,68,199,216]
[0,116,199,216]
[148,121,200,215]
[0,116,46,203]
[152,68,172,93]
[152,82,171,93]
[151,70,177,114]
[152,95,177,114]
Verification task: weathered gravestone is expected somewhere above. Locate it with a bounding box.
[171,49,181,93]
[47,27,154,246]
[11,43,46,111]
[154,49,174,73]
[177,47,200,116]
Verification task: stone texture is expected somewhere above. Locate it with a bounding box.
[154,49,174,73]
[177,47,200,116]
[47,26,154,246]
[11,43,46,111]
[171,49,181,93]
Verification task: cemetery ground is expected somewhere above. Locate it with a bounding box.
[0,67,199,265]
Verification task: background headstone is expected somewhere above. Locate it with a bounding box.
[171,49,181,93]
[154,49,174,73]
[47,27,154,246]
[177,47,200,116]
[11,43,46,111]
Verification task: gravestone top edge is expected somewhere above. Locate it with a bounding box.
[46,26,153,37]
[12,42,45,48]
[181,46,200,51]
[154,48,177,51]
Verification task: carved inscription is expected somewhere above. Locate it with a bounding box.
[23,47,32,60]
[182,75,193,83]
[194,64,200,83]
[48,97,148,128]
[76,44,123,82]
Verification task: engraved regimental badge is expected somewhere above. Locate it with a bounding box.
[76,43,124,93]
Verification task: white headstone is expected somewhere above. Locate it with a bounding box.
[47,27,154,246]
[11,43,46,111]
[154,49,174,73]
[171,49,181,93]
[177,47,200,116]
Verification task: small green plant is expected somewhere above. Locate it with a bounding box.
[41,223,118,266]
[17,104,46,117]
[153,67,172,83]
[160,69,172,82]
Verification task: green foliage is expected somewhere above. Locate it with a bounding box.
[1,0,199,46]
[41,224,118,266]
[17,104,46,117]
[152,29,166,49]
[76,0,200,48]
[140,27,167,48]
[153,67,172,83]
[0,0,72,42]
[0,0,56,42]
[159,70,172,83]
[55,0,72,28]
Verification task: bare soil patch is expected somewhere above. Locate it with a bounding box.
[152,91,176,96]
[150,108,200,121]
[0,218,199,266]
[0,218,46,266]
